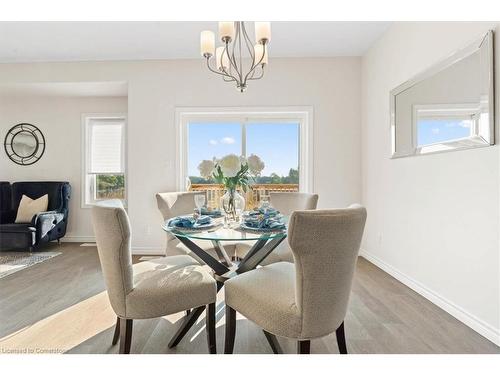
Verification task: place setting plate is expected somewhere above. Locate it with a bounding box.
[239,222,286,233]
[239,210,287,233]
[166,215,223,232]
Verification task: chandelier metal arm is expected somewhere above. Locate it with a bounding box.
[220,63,239,82]
[204,45,239,83]
[221,67,238,82]
[223,43,236,80]
[225,39,241,83]
[243,42,267,85]
[205,57,237,82]
[224,23,241,81]
[240,22,259,84]
[205,57,227,76]
[237,22,243,79]
[247,65,265,81]
[242,22,256,63]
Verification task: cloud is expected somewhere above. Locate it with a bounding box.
[220,137,235,144]
[431,128,440,134]
[208,139,218,145]
[444,120,471,128]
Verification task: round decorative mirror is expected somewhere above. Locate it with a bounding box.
[4,123,46,165]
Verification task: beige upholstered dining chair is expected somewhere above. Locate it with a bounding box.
[236,192,319,265]
[224,205,366,354]
[91,200,218,354]
[270,192,319,215]
[156,191,237,262]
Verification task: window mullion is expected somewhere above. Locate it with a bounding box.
[241,118,247,158]
[91,174,96,202]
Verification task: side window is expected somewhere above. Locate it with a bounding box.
[83,116,126,207]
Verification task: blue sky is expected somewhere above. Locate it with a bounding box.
[417,119,472,146]
[188,122,299,177]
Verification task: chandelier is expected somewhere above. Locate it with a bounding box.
[200,22,271,92]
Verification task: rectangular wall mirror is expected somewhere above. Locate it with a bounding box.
[390,30,495,158]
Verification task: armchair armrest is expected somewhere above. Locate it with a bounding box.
[30,210,61,225]
[31,211,65,239]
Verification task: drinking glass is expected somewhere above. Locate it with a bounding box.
[260,195,270,214]
[194,194,206,216]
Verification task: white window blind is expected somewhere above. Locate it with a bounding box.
[89,119,124,174]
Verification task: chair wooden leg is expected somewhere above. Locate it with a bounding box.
[112,317,120,345]
[206,303,217,354]
[119,318,133,354]
[297,340,310,354]
[263,330,283,354]
[224,305,236,354]
[335,321,348,354]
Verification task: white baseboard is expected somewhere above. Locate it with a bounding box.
[61,236,95,243]
[359,249,500,346]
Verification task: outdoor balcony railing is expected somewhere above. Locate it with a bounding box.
[189,183,299,209]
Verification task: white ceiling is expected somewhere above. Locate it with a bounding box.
[0,22,391,63]
[0,82,128,97]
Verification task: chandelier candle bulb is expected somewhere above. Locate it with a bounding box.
[218,22,235,41]
[200,31,215,57]
[216,47,229,71]
[255,22,271,43]
[254,44,268,65]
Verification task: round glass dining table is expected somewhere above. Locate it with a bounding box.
[162,218,287,281]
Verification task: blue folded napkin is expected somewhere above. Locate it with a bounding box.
[248,206,280,217]
[243,215,286,230]
[199,206,222,217]
[168,215,212,228]
[195,215,212,225]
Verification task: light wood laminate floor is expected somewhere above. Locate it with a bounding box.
[0,243,498,354]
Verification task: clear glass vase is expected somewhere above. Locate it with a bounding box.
[220,188,245,223]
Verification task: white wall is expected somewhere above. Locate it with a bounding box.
[361,22,500,344]
[0,57,362,253]
[0,95,128,240]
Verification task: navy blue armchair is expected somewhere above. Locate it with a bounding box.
[0,181,71,251]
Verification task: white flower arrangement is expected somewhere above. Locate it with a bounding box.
[218,154,241,178]
[197,159,216,179]
[196,153,265,219]
[196,153,265,191]
[247,154,265,176]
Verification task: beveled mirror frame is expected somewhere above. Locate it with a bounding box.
[390,30,495,158]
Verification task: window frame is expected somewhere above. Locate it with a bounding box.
[81,113,128,208]
[411,103,486,153]
[175,107,314,193]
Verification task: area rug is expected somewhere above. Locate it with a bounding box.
[0,252,61,279]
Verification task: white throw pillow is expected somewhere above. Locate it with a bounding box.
[15,194,49,223]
